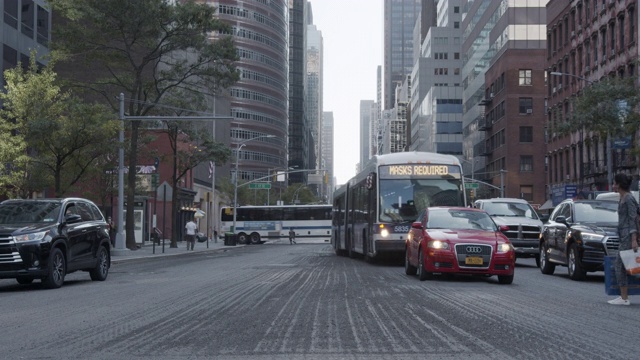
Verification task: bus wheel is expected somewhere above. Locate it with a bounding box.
[249,232,261,245]
[237,233,248,245]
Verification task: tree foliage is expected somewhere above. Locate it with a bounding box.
[49,0,239,249]
[0,55,119,198]
[562,76,640,139]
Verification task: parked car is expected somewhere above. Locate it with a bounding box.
[474,198,543,266]
[0,198,111,288]
[405,207,515,284]
[539,198,618,281]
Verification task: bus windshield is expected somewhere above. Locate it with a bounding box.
[379,178,464,223]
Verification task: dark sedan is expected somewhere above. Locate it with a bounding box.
[0,198,111,288]
[405,207,515,284]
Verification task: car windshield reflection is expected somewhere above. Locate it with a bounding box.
[0,201,62,224]
[427,209,497,231]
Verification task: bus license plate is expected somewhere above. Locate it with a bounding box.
[465,256,483,265]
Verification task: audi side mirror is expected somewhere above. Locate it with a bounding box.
[411,222,422,230]
[556,216,568,225]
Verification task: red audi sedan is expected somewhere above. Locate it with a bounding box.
[405,207,515,284]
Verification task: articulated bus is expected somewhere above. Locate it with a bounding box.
[332,152,466,260]
[220,204,332,244]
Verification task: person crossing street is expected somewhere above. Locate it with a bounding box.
[289,227,297,244]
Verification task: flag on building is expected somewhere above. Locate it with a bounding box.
[209,161,214,178]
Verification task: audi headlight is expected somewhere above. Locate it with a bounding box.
[581,232,605,243]
[13,231,48,243]
[427,240,450,250]
[497,242,513,253]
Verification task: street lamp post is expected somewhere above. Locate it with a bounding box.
[232,135,276,235]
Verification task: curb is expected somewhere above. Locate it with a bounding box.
[111,244,246,264]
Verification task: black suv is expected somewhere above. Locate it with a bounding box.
[0,198,111,288]
[539,199,618,280]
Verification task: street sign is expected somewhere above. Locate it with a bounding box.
[249,183,271,189]
[465,183,479,189]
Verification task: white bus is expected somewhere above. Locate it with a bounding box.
[220,204,332,244]
[332,152,466,260]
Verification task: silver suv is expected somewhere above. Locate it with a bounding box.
[474,198,543,266]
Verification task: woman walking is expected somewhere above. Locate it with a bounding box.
[608,173,639,305]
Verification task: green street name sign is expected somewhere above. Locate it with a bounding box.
[249,183,271,189]
[465,183,479,189]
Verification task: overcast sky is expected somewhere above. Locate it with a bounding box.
[310,0,383,186]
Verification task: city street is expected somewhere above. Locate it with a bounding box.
[0,242,636,360]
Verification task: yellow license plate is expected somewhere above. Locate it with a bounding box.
[465,256,483,265]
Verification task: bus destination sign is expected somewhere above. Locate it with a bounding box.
[379,164,461,179]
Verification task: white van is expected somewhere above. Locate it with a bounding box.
[595,191,639,202]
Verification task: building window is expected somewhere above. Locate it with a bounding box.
[454,52,460,59]
[601,28,607,59]
[519,69,532,86]
[520,156,534,172]
[520,127,533,142]
[454,6,460,13]
[618,15,625,49]
[609,22,616,55]
[520,186,533,201]
[519,98,533,114]
[454,21,460,29]
[630,8,636,44]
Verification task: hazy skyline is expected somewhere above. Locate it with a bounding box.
[311,0,383,185]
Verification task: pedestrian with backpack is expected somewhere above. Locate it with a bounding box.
[289,227,297,244]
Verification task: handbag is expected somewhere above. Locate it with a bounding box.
[619,249,640,275]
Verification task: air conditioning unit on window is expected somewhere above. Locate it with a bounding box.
[571,30,575,37]
[526,109,533,114]
[585,65,590,72]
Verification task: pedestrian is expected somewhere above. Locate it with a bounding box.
[107,217,116,247]
[185,217,197,251]
[289,227,296,244]
[608,173,639,305]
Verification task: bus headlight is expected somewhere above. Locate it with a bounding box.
[380,228,389,238]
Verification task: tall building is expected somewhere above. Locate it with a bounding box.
[461,0,549,204]
[384,0,422,110]
[288,0,309,184]
[321,112,334,201]
[375,65,383,155]
[409,0,463,159]
[359,100,375,167]
[546,0,638,205]
[306,21,323,174]
[210,0,289,187]
[1,0,51,93]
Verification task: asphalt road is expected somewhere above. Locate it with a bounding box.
[0,242,636,360]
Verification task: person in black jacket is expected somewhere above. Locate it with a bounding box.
[288,227,296,244]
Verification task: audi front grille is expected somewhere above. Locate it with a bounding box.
[454,243,492,269]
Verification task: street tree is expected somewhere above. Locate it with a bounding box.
[49,0,239,249]
[561,76,640,140]
[164,125,230,246]
[0,56,119,197]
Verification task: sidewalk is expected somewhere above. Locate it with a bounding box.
[111,238,244,263]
